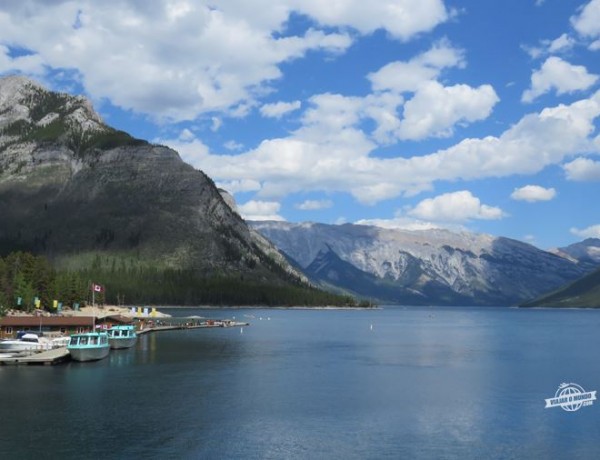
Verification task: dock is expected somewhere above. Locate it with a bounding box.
[0,347,70,366]
[138,321,249,335]
[0,319,249,365]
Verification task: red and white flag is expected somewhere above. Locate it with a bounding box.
[92,283,104,292]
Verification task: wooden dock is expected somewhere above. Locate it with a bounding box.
[138,321,249,335]
[0,347,70,366]
[0,320,249,365]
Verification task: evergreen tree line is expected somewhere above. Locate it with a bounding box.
[0,251,89,314]
[0,252,357,314]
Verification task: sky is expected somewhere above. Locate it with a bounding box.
[1,0,600,249]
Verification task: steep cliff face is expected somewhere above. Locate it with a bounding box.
[250,221,591,306]
[0,76,304,284]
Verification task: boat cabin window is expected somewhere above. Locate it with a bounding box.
[80,337,88,346]
[89,336,97,345]
[69,337,79,346]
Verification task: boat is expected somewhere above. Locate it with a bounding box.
[107,325,137,349]
[67,332,110,362]
[0,332,52,352]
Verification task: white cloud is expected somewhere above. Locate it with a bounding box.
[237,200,284,221]
[295,199,333,210]
[154,137,210,169]
[510,185,556,202]
[563,157,600,180]
[524,34,577,59]
[0,0,449,121]
[355,217,442,231]
[0,45,45,74]
[260,100,301,118]
[224,140,244,151]
[292,0,449,41]
[163,88,600,205]
[407,191,505,222]
[178,128,196,141]
[210,117,222,132]
[398,81,499,140]
[548,34,576,53]
[571,224,600,239]
[571,0,600,38]
[522,56,599,102]
[367,39,465,93]
[216,179,262,194]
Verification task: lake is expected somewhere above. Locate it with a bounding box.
[1,306,600,459]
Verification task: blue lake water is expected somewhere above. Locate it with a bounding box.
[1,306,600,459]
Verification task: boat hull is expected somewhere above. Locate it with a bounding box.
[67,332,111,362]
[69,345,110,362]
[109,337,137,349]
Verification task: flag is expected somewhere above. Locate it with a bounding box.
[92,283,104,292]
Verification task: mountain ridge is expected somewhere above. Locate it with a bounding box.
[250,220,597,306]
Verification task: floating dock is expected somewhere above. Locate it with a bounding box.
[0,347,70,366]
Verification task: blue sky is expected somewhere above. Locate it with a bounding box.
[1,0,600,249]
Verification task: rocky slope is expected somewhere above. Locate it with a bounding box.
[550,238,600,271]
[521,266,600,308]
[250,221,593,306]
[0,75,305,286]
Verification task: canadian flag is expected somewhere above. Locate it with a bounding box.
[92,283,104,292]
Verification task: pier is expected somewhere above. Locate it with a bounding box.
[0,318,249,366]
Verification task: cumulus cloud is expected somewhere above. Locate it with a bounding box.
[368,39,465,93]
[398,81,499,140]
[163,88,600,205]
[260,100,301,118]
[407,191,505,222]
[571,0,600,38]
[548,34,576,53]
[563,157,600,180]
[522,56,599,102]
[571,224,600,239]
[237,200,284,221]
[0,0,449,121]
[510,185,556,202]
[295,199,333,210]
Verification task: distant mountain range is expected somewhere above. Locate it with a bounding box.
[0,75,344,306]
[250,221,600,306]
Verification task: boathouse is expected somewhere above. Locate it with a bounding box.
[0,316,96,339]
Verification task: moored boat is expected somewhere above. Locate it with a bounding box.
[107,325,137,349]
[0,332,52,352]
[67,332,110,362]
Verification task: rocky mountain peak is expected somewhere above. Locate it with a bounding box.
[1,74,105,142]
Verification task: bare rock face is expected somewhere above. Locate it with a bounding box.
[0,75,305,284]
[250,221,594,306]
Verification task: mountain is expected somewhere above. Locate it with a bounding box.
[0,75,343,306]
[550,238,600,271]
[250,221,593,306]
[521,266,600,308]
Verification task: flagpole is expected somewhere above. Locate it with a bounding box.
[92,283,95,330]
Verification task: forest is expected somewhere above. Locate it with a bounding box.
[0,251,358,314]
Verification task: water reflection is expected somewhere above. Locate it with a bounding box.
[1,307,600,459]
